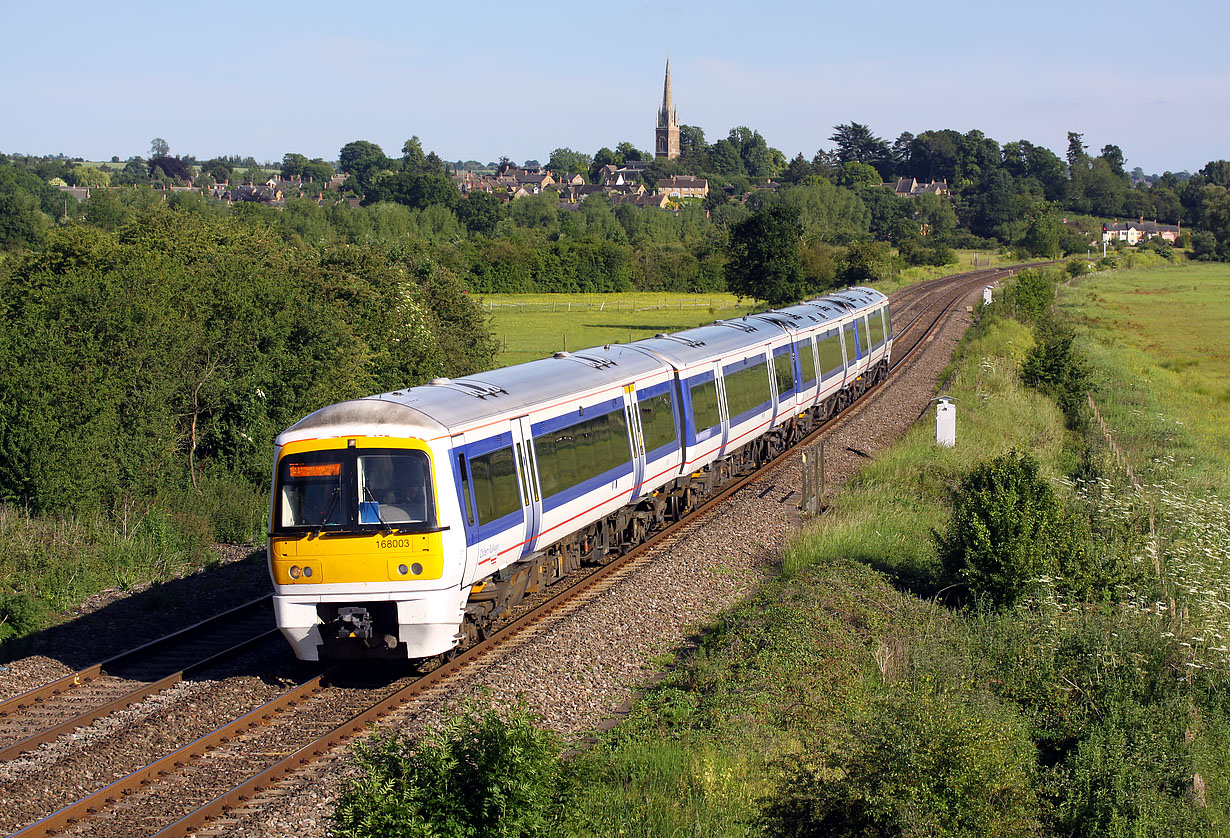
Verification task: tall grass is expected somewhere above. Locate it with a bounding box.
[0,476,266,651]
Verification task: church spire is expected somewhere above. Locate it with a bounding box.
[655,57,680,160]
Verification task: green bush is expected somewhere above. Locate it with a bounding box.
[333,700,569,838]
[0,592,45,642]
[1021,321,1089,429]
[757,687,1040,838]
[935,451,1081,606]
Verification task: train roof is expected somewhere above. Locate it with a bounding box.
[625,316,786,369]
[278,342,667,445]
[276,285,890,446]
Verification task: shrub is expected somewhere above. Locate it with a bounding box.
[0,592,45,642]
[1021,321,1089,429]
[757,687,1040,837]
[934,451,1079,606]
[333,700,569,838]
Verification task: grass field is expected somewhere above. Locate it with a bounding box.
[482,251,1013,366]
[1060,262,1230,489]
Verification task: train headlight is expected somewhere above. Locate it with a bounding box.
[398,564,409,576]
[411,562,423,575]
[289,565,302,579]
[303,566,313,578]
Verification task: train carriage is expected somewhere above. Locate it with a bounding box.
[267,286,891,661]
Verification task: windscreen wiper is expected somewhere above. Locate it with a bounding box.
[313,487,341,536]
[363,486,398,535]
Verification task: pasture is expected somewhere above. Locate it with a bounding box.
[482,251,1013,366]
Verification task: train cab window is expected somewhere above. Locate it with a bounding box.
[798,338,817,387]
[357,452,434,527]
[279,455,348,529]
[469,446,520,525]
[818,329,844,379]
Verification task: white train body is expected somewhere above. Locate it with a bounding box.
[268,287,891,660]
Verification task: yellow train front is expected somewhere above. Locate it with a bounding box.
[267,403,468,660]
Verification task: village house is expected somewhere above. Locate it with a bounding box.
[1102,218,1182,245]
[656,175,708,199]
[885,177,949,198]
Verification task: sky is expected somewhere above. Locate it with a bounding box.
[4,0,1226,175]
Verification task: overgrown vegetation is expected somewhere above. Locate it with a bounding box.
[333,701,569,838]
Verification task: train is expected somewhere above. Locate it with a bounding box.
[267,287,892,660]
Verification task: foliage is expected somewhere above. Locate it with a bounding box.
[1022,320,1089,428]
[758,687,1040,838]
[725,203,805,306]
[333,700,569,838]
[0,208,497,516]
[838,240,895,285]
[934,450,1083,605]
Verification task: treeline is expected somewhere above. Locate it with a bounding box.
[0,207,496,519]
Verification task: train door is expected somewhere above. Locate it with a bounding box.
[623,385,648,498]
[451,436,481,586]
[512,416,542,557]
[715,363,731,455]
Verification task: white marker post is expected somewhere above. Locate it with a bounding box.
[935,397,956,447]
[983,285,993,305]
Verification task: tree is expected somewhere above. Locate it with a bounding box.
[363,171,457,210]
[455,191,502,236]
[70,166,110,188]
[1200,160,1230,188]
[830,122,891,177]
[935,450,1079,605]
[782,153,813,184]
[1099,144,1126,177]
[709,138,744,176]
[301,158,333,184]
[614,141,645,163]
[890,131,914,168]
[147,155,191,183]
[725,204,805,306]
[834,162,881,189]
[838,240,895,285]
[545,147,592,179]
[401,136,428,172]
[150,137,170,158]
[202,158,235,184]
[1020,209,1060,257]
[281,153,309,179]
[1066,132,1087,170]
[338,140,391,194]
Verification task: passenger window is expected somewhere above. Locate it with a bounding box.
[690,377,721,432]
[469,446,520,525]
[723,361,769,420]
[773,351,795,397]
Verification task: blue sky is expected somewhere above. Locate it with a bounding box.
[4,0,1225,174]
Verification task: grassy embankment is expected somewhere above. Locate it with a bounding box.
[551,260,1230,835]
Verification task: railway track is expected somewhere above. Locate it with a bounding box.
[4,265,1035,837]
[0,597,276,764]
